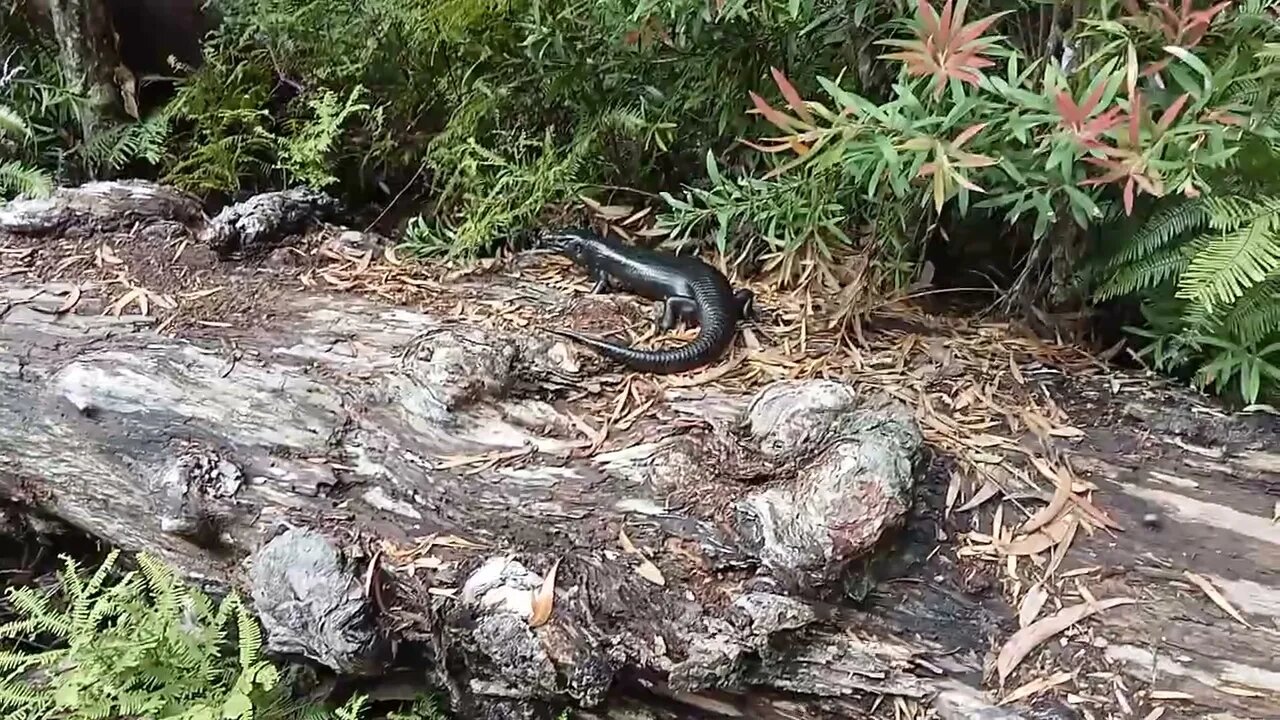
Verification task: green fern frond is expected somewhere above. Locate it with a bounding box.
[0,104,32,141]
[231,594,263,668]
[1101,197,1211,271]
[1177,200,1280,310]
[0,679,50,710]
[136,552,188,622]
[0,161,53,200]
[1095,243,1195,300]
[0,587,73,638]
[82,549,121,597]
[1220,277,1280,344]
[0,550,328,720]
[1203,195,1280,230]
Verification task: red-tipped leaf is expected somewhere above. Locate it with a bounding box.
[952,122,988,148]
[770,67,814,125]
[1156,93,1190,133]
[748,91,805,132]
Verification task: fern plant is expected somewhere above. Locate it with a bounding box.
[0,551,386,720]
[1086,30,1280,405]
[0,101,53,200]
[0,550,284,719]
[1,12,171,196]
[1090,193,1280,404]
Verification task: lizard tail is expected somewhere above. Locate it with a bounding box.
[547,322,733,375]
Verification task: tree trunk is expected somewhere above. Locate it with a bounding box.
[1,181,1277,720]
[43,0,132,139]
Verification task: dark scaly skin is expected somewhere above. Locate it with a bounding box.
[539,229,756,374]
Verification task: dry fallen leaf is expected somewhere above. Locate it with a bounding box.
[96,244,123,266]
[1048,425,1085,438]
[1021,456,1072,534]
[1002,530,1057,556]
[106,287,146,317]
[1183,571,1253,629]
[945,471,963,517]
[957,480,1002,512]
[56,284,82,313]
[996,597,1137,682]
[1009,353,1025,385]
[619,526,666,586]
[618,527,638,554]
[1217,685,1265,698]
[999,670,1073,704]
[1018,583,1049,628]
[635,558,666,586]
[530,558,559,628]
[1148,690,1195,701]
[180,287,225,301]
[1046,514,1079,577]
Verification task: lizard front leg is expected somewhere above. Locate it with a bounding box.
[590,272,612,294]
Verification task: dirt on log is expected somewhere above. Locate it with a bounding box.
[1,181,1278,720]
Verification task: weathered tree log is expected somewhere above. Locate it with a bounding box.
[2,182,1278,720]
[0,182,1026,720]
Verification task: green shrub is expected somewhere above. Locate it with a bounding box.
[1082,13,1280,404]
[0,102,53,200]
[664,0,1280,403]
[154,0,917,253]
[12,0,1279,402]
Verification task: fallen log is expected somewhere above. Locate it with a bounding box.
[0,182,1023,720]
[4,182,1278,720]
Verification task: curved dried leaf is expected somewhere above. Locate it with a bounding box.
[1002,530,1057,556]
[530,558,560,628]
[56,285,82,314]
[1183,571,1253,629]
[1018,583,1049,628]
[636,558,666,586]
[997,597,1137,681]
[957,479,1002,512]
[1021,456,1072,533]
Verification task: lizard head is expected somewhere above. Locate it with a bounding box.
[537,229,600,264]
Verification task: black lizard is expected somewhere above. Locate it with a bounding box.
[538,228,755,374]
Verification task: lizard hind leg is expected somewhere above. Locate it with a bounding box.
[590,273,612,294]
[734,288,757,321]
[657,296,699,332]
